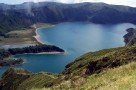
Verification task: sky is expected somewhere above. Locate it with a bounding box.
[0,0,136,7]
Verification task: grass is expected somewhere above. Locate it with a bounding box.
[0,23,52,45]
[64,45,136,76]
[40,62,136,90]
[81,62,136,90]
[0,28,38,45]
[16,72,58,90]
[1,45,136,90]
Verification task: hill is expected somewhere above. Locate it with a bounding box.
[0,2,136,35]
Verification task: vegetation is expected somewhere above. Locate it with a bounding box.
[0,44,64,67]
[124,28,136,45]
[1,2,136,36]
[0,28,39,45]
[0,2,136,90]
[1,44,136,90]
[0,68,32,90]
[0,48,23,66]
[0,58,23,67]
[8,44,64,55]
[0,49,11,60]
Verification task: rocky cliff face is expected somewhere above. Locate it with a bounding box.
[124,28,136,45]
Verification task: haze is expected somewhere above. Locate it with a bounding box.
[0,0,136,7]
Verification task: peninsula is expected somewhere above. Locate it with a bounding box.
[0,22,65,67]
[0,23,52,45]
[0,44,65,67]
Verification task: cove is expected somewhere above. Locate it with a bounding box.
[0,22,136,74]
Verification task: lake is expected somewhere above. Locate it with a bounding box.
[0,22,135,75]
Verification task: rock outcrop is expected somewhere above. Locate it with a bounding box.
[124,28,136,45]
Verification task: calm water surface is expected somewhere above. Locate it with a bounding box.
[0,22,135,75]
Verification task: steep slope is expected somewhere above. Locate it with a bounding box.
[0,68,57,90]
[1,44,136,90]
[124,28,136,45]
[0,2,136,35]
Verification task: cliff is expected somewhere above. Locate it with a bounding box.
[124,28,136,45]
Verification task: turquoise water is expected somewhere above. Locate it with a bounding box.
[0,22,135,74]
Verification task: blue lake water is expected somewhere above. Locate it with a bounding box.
[0,22,136,75]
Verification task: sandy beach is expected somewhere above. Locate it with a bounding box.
[0,23,65,54]
[15,52,65,55]
[32,23,54,45]
[0,23,53,46]
[33,29,44,44]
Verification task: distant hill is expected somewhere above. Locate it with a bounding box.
[0,2,136,34]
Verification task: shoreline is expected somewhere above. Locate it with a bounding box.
[0,23,54,46]
[0,23,65,58]
[32,23,55,45]
[33,29,44,45]
[29,23,66,55]
[14,51,65,56]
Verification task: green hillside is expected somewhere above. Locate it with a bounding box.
[1,44,136,90]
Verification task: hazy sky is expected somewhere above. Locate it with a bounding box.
[1,0,136,7]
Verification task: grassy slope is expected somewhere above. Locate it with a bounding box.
[82,62,136,90]
[1,45,136,90]
[47,62,136,90]
[16,73,58,90]
[0,28,38,45]
[0,23,51,45]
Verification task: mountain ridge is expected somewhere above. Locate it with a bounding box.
[0,2,136,35]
